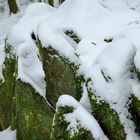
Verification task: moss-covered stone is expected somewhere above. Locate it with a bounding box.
[37,39,84,108]
[0,40,54,139]
[0,43,17,130]
[129,94,140,135]
[15,79,54,140]
[87,81,126,140]
[51,105,93,140]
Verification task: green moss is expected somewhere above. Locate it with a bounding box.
[0,43,17,130]
[51,106,93,140]
[15,79,54,140]
[129,95,140,135]
[87,83,126,140]
[37,39,84,108]
[64,30,81,44]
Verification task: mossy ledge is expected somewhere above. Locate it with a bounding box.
[37,38,84,108]
[0,43,17,130]
[1,39,54,139]
[51,105,93,140]
[86,80,126,140]
[15,79,54,140]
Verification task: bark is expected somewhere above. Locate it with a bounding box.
[8,0,18,14]
[48,0,54,6]
[48,0,65,7]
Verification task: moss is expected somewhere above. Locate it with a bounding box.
[129,95,140,135]
[15,79,54,140]
[87,83,126,140]
[37,39,84,108]
[1,42,54,139]
[51,106,93,140]
[64,30,81,44]
[0,43,17,130]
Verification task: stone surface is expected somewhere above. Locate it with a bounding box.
[87,80,126,140]
[15,79,54,140]
[51,105,93,140]
[129,95,140,135]
[0,43,17,130]
[37,39,84,108]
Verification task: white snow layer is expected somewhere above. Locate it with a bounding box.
[57,95,108,140]
[7,3,55,98]
[0,127,16,140]
[1,0,140,139]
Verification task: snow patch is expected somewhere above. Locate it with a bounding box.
[57,95,108,140]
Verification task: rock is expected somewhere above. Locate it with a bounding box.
[86,80,126,140]
[0,43,17,130]
[15,79,54,140]
[37,39,84,108]
[129,95,140,135]
[51,105,93,140]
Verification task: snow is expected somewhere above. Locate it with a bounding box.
[7,3,55,98]
[18,42,46,98]
[76,38,106,74]
[57,95,108,140]
[0,43,5,80]
[0,127,16,140]
[1,0,140,139]
[79,84,91,112]
[38,21,78,62]
[134,49,140,71]
[86,38,140,139]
